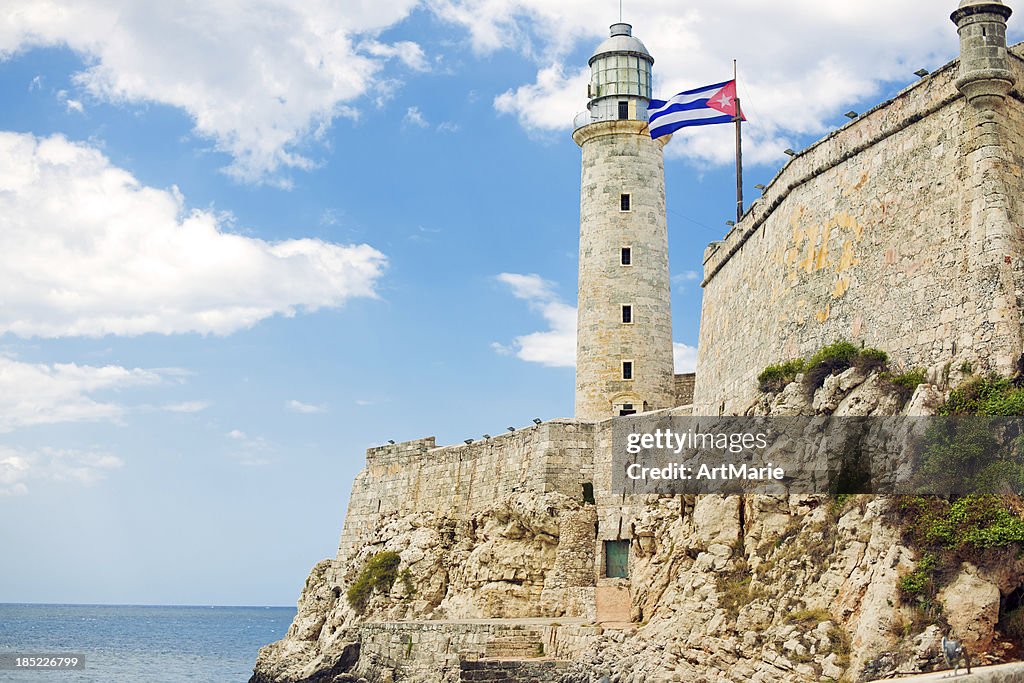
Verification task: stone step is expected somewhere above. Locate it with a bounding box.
[483,635,545,659]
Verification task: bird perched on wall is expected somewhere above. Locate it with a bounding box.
[942,635,971,676]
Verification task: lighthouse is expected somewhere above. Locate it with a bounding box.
[573,23,675,420]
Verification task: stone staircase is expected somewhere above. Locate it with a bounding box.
[456,624,570,682]
[482,624,546,659]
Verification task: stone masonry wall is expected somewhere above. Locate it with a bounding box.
[694,52,1024,415]
[673,373,695,406]
[335,420,596,566]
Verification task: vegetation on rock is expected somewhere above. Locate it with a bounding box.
[756,341,921,401]
[938,374,1024,416]
[803,341,862,392]
[346,551,402,613]
[880,368,927,402]
[757,358,805,393]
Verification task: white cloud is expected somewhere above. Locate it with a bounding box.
[0,445,124,495]
[0,132,387,338]
[494,273,576,367]
[497,272,557,301]
[494,64,590,132]
[673,343,697,373]
[449,0,962,165]
[0,355,164,432]
[286,399,326,414]
[360,39,429,72]
[56,89,84,113]
[404,106,429,128]
[673,271,700,283]
[0,0,423,182]
[163,400,210,413]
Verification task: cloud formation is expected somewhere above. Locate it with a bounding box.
[1,0,422,182]
[673,343,697,374]
[0,132,387,338]
[493,273,576,368]
[286,399,327,414]
[0,356,164,432]
[0,445,124,496]
[0,1,973,176]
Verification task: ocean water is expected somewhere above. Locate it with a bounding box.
[0,604,295,682]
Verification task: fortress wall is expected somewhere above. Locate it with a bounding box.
[693,55,1024,415]
[335,421,596,564]
[673,373,695,406]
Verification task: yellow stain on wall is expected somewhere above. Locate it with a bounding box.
[783,210,865,296]
[835,211,863,242]
[837,239,859,272]
[816,304,831,324]
[813,222,833,270]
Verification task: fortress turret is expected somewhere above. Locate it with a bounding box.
[572,23,675,420]
[951,0,1016,104]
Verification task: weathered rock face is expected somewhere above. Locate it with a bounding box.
[556,494,915,682]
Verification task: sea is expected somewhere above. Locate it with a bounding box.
[0,604,296,682]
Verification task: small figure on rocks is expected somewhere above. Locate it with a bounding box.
[942,635,971,676]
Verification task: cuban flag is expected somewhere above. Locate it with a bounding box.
[648,80,745,139]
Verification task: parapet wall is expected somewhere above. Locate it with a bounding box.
[694,50,1024,415]
[336,421,596,564]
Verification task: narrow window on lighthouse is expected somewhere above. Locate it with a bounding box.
[620,247,632,265]
[622,361,633,380]
[620,193,631,211]
[618,100,629,120]
[621,305,633,324]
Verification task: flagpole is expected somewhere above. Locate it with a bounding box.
[734,59,744,223]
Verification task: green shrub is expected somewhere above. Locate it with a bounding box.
[758,358,806,393]
[854,348,889,373]
[899,494,1024,553]
[940,375,1024,416]
[346,551,402,613]
[881,368,926,403]
[897,552,937,600]
[803,340,860,392]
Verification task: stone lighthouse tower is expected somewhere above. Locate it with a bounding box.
[573,23,675,420]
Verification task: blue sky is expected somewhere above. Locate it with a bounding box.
[0,1,1013,606]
